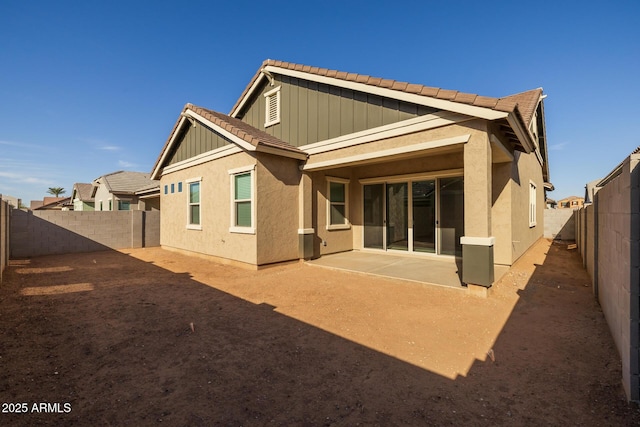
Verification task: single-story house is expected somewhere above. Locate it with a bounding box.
[151,59,551,288]
[71,183,95,211]
[92,171,160,211]
[30,197,71,211]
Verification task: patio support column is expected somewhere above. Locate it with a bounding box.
[462,132,495,289]
[298,172,314,260]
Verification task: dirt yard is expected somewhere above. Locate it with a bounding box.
[0,238,638,426]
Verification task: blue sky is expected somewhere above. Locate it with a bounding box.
[1,1,638,204]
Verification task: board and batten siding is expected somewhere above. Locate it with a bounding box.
[238,75,439,147]
[167,121,232,165]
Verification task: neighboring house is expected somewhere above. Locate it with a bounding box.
[151,59,551,288]
[546,198,557,209]
[0,195,21,209]
[71,183,95,211]
[584,179,602,205]
[92,171,160,211]
[31,197,71,210]
[558,196,584,209]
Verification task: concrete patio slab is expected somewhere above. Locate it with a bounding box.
[307,250,510,290]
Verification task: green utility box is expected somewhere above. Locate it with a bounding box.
[461,237,495,287]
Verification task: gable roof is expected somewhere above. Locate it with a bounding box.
[151,103,306,179]
[93,171,159,195]
[231,60,543,133]
[72,183,94,201]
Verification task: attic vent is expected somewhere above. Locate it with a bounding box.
[264,86,281,127]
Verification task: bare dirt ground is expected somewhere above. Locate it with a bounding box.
[1,238,639,426]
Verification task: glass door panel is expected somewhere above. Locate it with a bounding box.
[439,177,464,256]
[363,184,384,249]
[412,180,436,253]
[386,183,408,251]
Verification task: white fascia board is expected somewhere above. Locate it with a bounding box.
[231,72,268,117]
[184,110,256,152]
[161,145,243,176]
[151,115,188,179]
[303,134,470,171]
[255,145,308,160]
[506,114,534,154]
[301,111,470,155]
[263,65,508,121]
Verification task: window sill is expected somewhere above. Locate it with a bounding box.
[229,226,256,235]
[187,224,202,230]
[326,224,351,231]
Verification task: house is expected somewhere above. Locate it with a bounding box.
[558,196,584,209]
[70,183,95,211]
[0,195,21,209]
[91,171,160,211]
[546,198,557,209]
[31,197,71,210]
[151,59,551,288]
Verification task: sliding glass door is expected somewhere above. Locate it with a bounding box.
[363,177,462,256]
[412,180,436,253]
[363,184,384,249]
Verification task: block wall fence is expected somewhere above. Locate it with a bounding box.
[10,210,160,258]
[574,152,640,402]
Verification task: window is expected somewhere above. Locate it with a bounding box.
[164,185,168,195]
[99,201,103,211]
[327,177,350,230]
[264,86,281,127]
[108,199,112,211]
[186,178,201,229]
[229,166,255,234]
[529,181,537,227]
[118,200,131,211]
[178,182,182,192]
[171,183,175,193]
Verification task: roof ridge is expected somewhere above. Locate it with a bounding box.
[231,59,542,124]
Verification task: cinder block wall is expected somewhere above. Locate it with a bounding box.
[543,209,575,240]
[577,153,640,402]
[10,210,160,258]
[596,155,640,401]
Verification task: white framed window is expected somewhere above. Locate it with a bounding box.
[229,165,256,234]
[326,177,350,230]
[186,177,202,230]
[529,181,537,227]
[264,86,281,127]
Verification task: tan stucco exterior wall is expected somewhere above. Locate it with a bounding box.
[508,151,544,263]
[160,151,259,265]
[255,153,302,265]
[491,162,513,265]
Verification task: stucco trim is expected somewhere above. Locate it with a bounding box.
[298,228,315,234]
[301,111,471,155]
[303,134,470,171]
[250,66,509,121]
[460,236,496,246]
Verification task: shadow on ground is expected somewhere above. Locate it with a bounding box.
[0,240,638,426]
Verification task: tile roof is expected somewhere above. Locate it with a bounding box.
[231,59,543,127]
[186,104,305,155]
[73,183,94,201]
[95,171,159,194]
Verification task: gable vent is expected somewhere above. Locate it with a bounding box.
[264,86,281,127]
